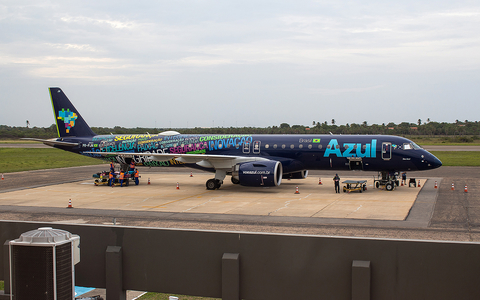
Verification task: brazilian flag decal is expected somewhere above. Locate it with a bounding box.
[313,139,321,143]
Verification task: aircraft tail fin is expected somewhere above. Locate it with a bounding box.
[49,87,96,138]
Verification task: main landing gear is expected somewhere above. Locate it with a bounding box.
[206,170,227,190]
[206,179,223,190]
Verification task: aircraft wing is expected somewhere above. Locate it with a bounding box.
[21,138,79,147]
[83,151,271,169]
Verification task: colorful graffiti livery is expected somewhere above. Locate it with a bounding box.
[207,136,253,151]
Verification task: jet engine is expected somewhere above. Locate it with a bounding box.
[282,170,308,179]
[232,161,283,187]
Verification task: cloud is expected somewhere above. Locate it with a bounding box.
[1,1,479,127]
[60,15,138,29]
[309,85,385,96]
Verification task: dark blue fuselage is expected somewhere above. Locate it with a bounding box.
[57,133,441,174]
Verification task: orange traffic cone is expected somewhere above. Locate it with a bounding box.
[190,172,193,177]
[418,180,421,187]
[465,185,468,193]
[451,182,455,191]
[401,180,404,186]
[434,181,438,189]
[67,199,73,209]
[318,178,322,185]
[294,186,300,194]
[148,178,151,185]
[176,182,180,190]
[1,174,4,180]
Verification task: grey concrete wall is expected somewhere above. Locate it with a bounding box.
[1,220,479,300]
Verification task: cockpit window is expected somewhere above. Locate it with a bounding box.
[411,142,422,149]
[403,142,422,150]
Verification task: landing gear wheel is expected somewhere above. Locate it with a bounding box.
[376,182,380,188]
[206,179,222,190]
[231,177,240,184]
[385,182,394,191]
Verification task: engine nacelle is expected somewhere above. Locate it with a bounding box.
[232,161,283,187]
[282,170,308,180]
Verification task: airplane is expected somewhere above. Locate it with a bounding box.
[27,87,442,191]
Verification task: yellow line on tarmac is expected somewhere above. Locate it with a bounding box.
[150,190,214,209]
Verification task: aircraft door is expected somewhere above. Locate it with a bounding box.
[253,141,261,154]
[348,157,363,170]
[382,142,392,160]
[243,140,251,154]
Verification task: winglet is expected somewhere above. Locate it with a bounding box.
[49,88,96,137]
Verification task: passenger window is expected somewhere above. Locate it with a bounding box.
[265,144,269,149]
[299,144,303,149]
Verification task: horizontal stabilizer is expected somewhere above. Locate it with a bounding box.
[21,138,79,147]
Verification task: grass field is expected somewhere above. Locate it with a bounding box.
[430,151,480,167]
[0,139,40,144]
[0,148,106,173]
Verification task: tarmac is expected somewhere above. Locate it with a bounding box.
[0,171,427,221]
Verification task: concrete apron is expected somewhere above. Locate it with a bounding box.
[0,172,427,221]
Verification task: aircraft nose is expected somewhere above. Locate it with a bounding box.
[428,153,442,169]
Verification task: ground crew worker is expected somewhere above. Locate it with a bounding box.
[333,174,340,193]
[129,161,135,172]
[134,169,139,185]
[119,170,125,187]
[109,171,114,187]
[110,161,115,172]
[402,172,407,185]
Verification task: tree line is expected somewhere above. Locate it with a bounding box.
[1,120,479,141]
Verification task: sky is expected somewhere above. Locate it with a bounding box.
[1,0,479,129]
